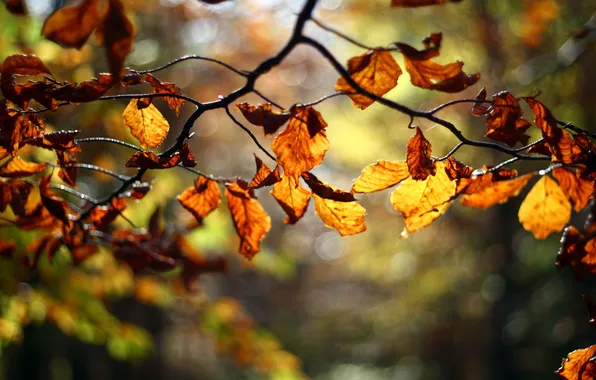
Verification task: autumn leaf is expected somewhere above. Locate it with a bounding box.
[39,175,72,226]
[225,181,271,259]
[301,172,355,202]
[123,99,170,149]
[125,151,182,169]
[177,176,222,223]
[145,74,187,115]
[313,193,366,236]
[481,92,531,147]
[48,74,114,103]
[248,154,281,189]
[272,107,329,181]
[1,54,54,107]
[556,345,596,380]
[553,167,594,212]
[42,0,103,49]
[0,157,46,178]
[460,173,533,209]
[57,151,77,187]
[444,156,472,181]
[518,175,571,239]
[335,50,402,110]
[235,103,292,136]
[390,161,455,236]
[471,87,489,116]
[270,173,311,224]
[406,127,436,180]
[98,0,135,80]
[351,160,410,193]
[391,0,462,6]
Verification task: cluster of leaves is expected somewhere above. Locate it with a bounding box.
[1,0,596,377]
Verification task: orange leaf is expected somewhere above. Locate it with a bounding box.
[518,175,571,239]
[270,173,311,224]
[444,156,472,181]
[335,50,402,110]
[123,99,170,149]
[482,92,531,147]
[390,161,455,236]
[556,345,596,380]
[272,107,328,181]
[225,181,271,259]
[125,151,180,169]
[42,0,103,49]
[145,74,187,115]
[471,87,489,116]
[0,157,46,178]
[235,103,291,136]
[301,172,355,202]
[313,193,366,236]
[248,155,281,189]
[49,74,113,103]
[351,160,410,193]
[99,0,134,80]
[460,173,533,209]
[552,167,594,212]
[391,0,462,6]
[406,127,436,180]
[177,176,222,223]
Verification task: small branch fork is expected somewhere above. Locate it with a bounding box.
[25,0,593,228]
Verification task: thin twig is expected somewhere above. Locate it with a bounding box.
[74,137,143,152]
[131,55,249,77]
[225,107,277,161]
[46,162,131,182]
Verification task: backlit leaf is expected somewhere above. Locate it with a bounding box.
[552,167,593,212]
[351,160,410,193]
[460,173,533,209]
[125,151,180,169]
[444,156,472,181]
[226,181,271,259]
[248,155,281,189]
[335,50,402,110]
[270,173,311,224]
[390,161,455,236]
[123,99,170,149]
[177,176,222,223]
[556,345,596,380]
[482,92,531,147]
[272,107,328,181]
[301,172,355,202]
[235,103,292,136]
[42,0,102,49]
[518,175,571,239]
[145,74,186,115]
[406,127,436,180]
[0,157,46,178]
[48,74,113,103]
[99,0,134,80]
[313,193,366,236]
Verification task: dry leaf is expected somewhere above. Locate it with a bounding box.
[406,127,436,180]
[177,176,222,223]
[270,173,311,224]
[123,99,170,149]
[460,173,533,209]
[313,194,366,236]
[351,160,410,193]
[42,0,102,49]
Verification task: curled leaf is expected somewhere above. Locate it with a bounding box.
[248,155,281,189]
[235,103,291,136]
[0,157,46,178]
[406,127,436,180]
[553,167,594,212]
[270,173,311,224]
[42,0,102,49]
[177,176,222,223]
[301,172,355,202]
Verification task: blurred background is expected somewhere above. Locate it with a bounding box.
[1,0,596,379]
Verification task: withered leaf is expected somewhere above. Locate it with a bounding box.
[406,127,436,180]
[351,160,410,193]
[518,175,571,239]
[335,50,402,110]
[482,92,531,147]
[301,171,355,202]
[272,106,329,181]
[1,54,54,107]
[552,167,593,212]
[460,173,533,209]
[471,87,489,116]
[99,0,135,80]
[270,173,311,224]
[0,157,46,178]
[313,193,366,236]
[123,99,170,149]
[42,0,102,49]
[125,151,181,169]
[145,74,186,115]
[235,103,292,136]
[39,175,71,226]
[556,345,596,380]
[390,161,455,236]
[177,176,222,223]
[226,181,271,259]
[90,197,126,230]
[248,154,281,189]
[444,156,472,181]
[1,54,52,78]
[57,151,77,187]
[48,74,113,103]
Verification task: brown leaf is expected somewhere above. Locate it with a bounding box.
[57,151,77,187]
[444,156,472,181]
[1,54,54,107]
[99,0,135,80]
[313,194,366,236]
[272,107,329,181]
[460,172,532,209]
[553,167,594,212]
[270,173,311,224]
[89,197,126,230]
[235,103,292,136]
[335,50,402,110]
[1,54,52,78]
[301,172,355,202]
[125,151,181,169]
[248,155,281,189]
[406,127,436,180]
[351,160,410,193]
[390,161,456,236]
[145,74,186,115]
[123,99,170,149]
[225,181,271,259]
[177,176,222,223]
[391,0,462,6]
[39,175,71,226]
[48,74,113,103]
[482,92,531,147]
[0,157,46,178]
[42,0,103,49]
[471,87,489,116]
[518,175,571,239]
[556,345,596,380]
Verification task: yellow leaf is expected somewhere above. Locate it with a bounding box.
[351,160,410,193]
[460,173,533,209]
[313,194,366,236]
[390,161,455,235]
[123,99,170,149]
[518,175,571,239]
[335,50,402,110]
[177,177,222,223]
[270,173,311,224]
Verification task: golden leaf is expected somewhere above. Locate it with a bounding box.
[177,177,222,223]
[556,345,596,380]
[270,173,311,224]
[518,175,571,239]
[351,160,410,193]
[313,194,366,236]
[460,173,533,209]
[0,157,46,178]
[123,99,170,149]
